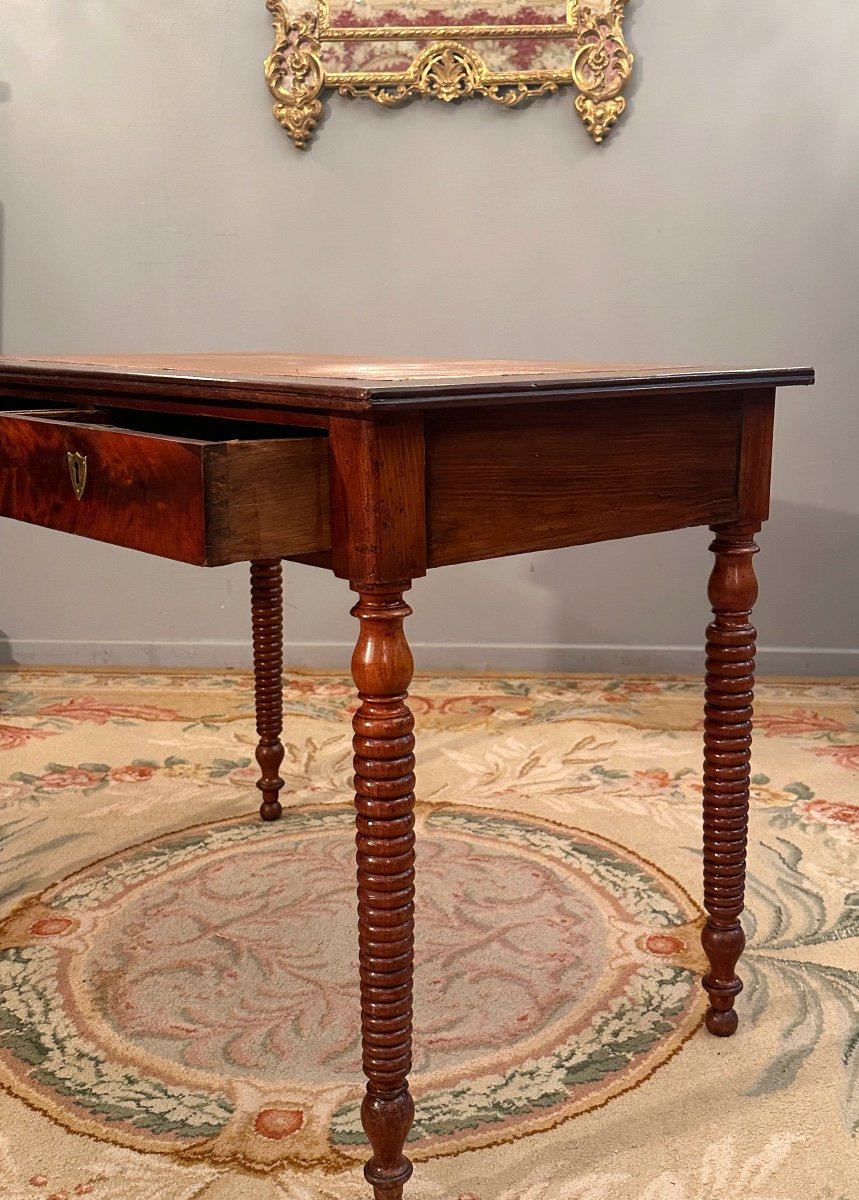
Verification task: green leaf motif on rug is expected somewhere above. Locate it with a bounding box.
[330,963,692,1143]
[0,946,233,1137]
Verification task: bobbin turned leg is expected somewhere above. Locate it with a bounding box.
[251,559,285,822]
[701,523,759,1036]
[351,582,416,1200]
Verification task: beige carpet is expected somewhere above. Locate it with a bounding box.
[0,669,856,1199]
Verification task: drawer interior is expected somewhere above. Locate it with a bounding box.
[9,407,327,444]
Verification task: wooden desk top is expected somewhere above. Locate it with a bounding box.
[0,354,814,414]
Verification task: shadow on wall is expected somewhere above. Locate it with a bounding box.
[0,631,18,666]
[1,83,14,660]
[519,525,710,675]
[0,196,5,354]
[528,499,859,675]
[0,78,7,352]
[753,499,859,663]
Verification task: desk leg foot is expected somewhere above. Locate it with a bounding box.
[351,583,416,1200]
[701,524,759,1037]
[251,559,285,822]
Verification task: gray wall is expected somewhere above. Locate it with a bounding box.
[1,1,857,673]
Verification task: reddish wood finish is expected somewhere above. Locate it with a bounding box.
[251,560,286,822]
[737,390,777,523]
[329,415,426,582]
[701,522,759,1036]
[0,409,210,561]
[425,394,742,565]
[0,409,330,564]
[351,584,416,1199]
[0,354,813,415]
[205,437,330,563]
[0,355,814,1200]
[0,391,330,428]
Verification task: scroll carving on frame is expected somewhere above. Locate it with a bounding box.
[264,0,633,149]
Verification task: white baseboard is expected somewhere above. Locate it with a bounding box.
[4,639,859,676]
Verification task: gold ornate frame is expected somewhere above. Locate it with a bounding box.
[264,0,633,149]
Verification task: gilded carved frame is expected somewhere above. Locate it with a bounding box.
[264,0,633,149]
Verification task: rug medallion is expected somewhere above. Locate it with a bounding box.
[0,803,701,1171]
[0,671,856,1199]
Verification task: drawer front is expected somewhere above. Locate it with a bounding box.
[0,410,330,565]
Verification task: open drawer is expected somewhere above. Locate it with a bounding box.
[0,407,330,565]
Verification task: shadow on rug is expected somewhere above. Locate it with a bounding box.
[0,670,856,1199]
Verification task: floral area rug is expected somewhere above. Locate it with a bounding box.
[0,669,856,1200]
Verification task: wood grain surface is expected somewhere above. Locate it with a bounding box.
[0,355,812,1200]
[0,410,210,562]
[329,415,426,582]
[205,438,330,565]
[701,523,760,1037]
[0,410,330,565]
[351,584,417,1199]
[0,354,813,415]
[425,394,744,566]
[251,559,287,823]
[737,390,776,523]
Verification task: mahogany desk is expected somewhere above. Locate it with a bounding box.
[0,355,813,1197]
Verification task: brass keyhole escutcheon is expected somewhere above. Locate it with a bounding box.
[67,450,88,500]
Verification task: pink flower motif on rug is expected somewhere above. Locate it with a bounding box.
[796,797,859,838]
[38,767,105,790]
[634,769,673,790]
[812,743,859,771]
[0,725,56,751]
[254,1108,304,1140]
[755,709,849,737]
[0,781,29,804]
[29,918,76,938]
[642,933,687,957]
[109,766,156,784]
[0,805,701,1170]
[37,698,179,724]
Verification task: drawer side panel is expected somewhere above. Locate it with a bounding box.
[205,439,331,564]
[426,395,742,566]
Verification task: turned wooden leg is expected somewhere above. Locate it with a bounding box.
[351,582,416,1199]
[701,523,759,1036]
[251,559,285,822]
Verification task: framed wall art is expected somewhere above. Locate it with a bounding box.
[264,0,633,149]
